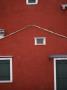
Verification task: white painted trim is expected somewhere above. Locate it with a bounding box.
[26,0,38,5]
[0,57,13,83]
[0,56,13,58]
[54,58,67,90]
[34,37,46,45]
[54,58,56,90]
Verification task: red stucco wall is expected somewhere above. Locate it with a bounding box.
[0,0,67,90]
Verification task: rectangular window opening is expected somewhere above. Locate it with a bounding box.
[0,57,13,83]
[26,0,38,5]
[34,37,46,45]
[54,58,67,90]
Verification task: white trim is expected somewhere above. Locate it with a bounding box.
[54,58,56,90]
[34,37,46,45]
[1,25,67,40]
[0,56,13,58]
[0,36,5,39]
[0,57,13,83]
[54,58,67,90]
[26,0,38,5]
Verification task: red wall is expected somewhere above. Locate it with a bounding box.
[0,0,67,90]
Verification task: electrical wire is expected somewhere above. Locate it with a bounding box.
[1,24,67,39]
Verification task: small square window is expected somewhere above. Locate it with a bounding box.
[34,37,46,45]
[26,0,38,5]
[0,57,13,83]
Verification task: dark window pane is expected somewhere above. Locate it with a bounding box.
[0,60,10,80]
[28,0,36,3]
[56,60,67,90]
[37,39,43,44]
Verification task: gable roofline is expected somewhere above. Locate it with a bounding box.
[1,24,67,40]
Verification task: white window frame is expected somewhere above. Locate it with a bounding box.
[53,58,67,90]
[34,37,46,45]
[26,0,38,5]
[0,57,13,83]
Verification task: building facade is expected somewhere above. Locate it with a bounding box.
[0,0,67,90]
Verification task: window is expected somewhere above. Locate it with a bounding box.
[49,55,67,90]
[53,57,67,90]
[0,57,13,83]
[34,37,46,45]
[26,0,38,5]
[0,29,5,39]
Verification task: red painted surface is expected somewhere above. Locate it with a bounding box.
[0,0,67,90]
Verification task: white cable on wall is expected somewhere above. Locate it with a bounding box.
[1,24,67,39]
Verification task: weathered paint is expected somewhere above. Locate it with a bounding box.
[0,0,67,90]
